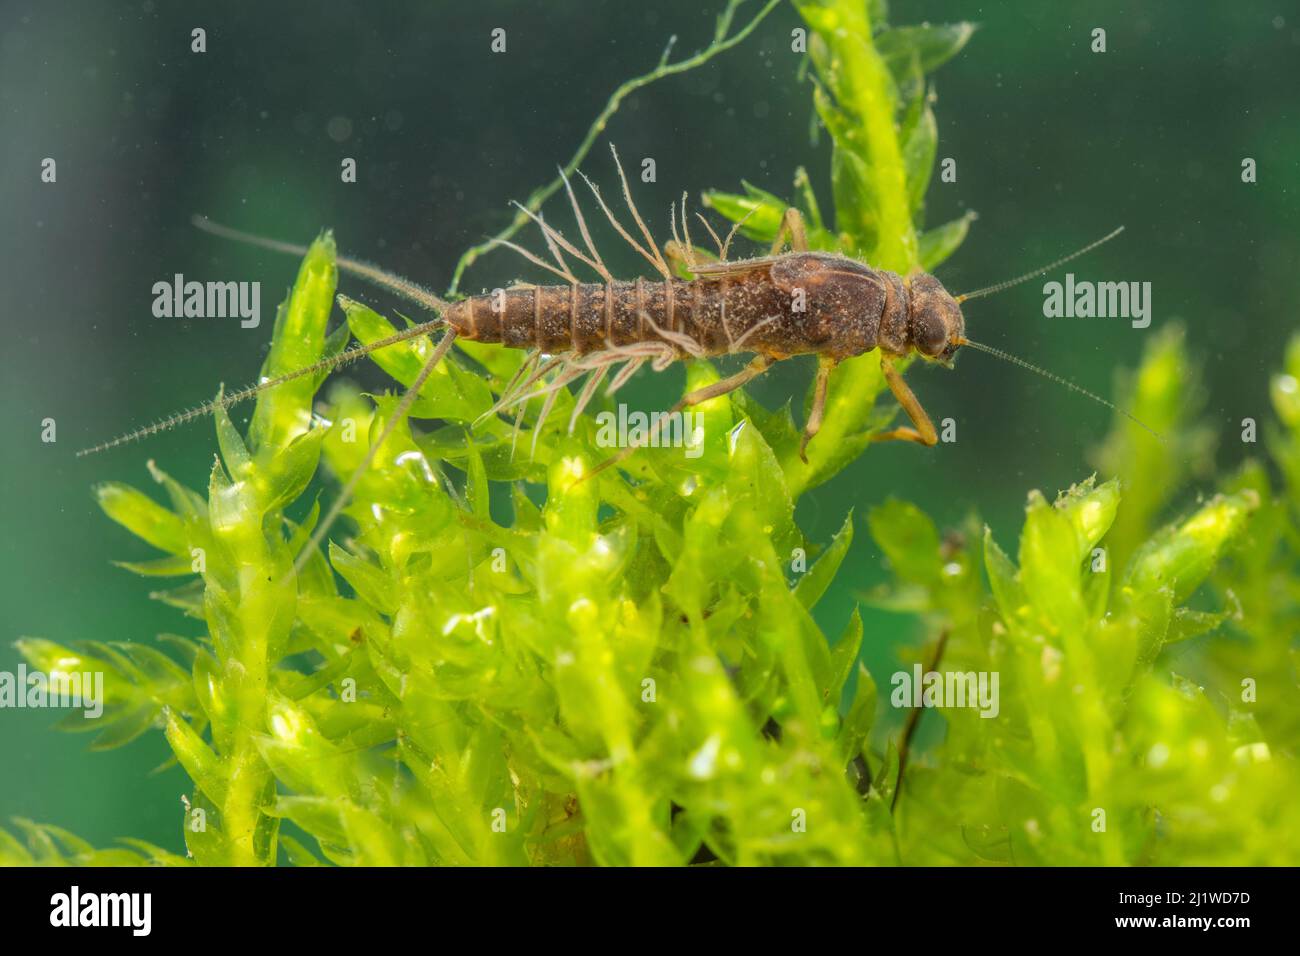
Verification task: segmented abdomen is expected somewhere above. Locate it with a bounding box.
[444,273,787,357]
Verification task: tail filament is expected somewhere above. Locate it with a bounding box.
[76,316,444,457]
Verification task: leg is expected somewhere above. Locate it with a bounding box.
[289,331,459,580]
[871,354,938,446]
[769,207,810,255]
[799,356,836,463]
[586,354,776,480]
[579,144,672,279]
[669,354,772,414]
[665,240,702,277]
[666,192,723,274]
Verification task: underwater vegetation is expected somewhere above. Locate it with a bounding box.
[5,0,1299,866]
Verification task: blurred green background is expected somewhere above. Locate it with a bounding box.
[1,0,1296,851]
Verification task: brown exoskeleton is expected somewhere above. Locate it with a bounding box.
[80,145,1152,576]
[652,209,1135,459]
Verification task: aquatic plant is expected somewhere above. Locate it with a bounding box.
[5,0,1298,866]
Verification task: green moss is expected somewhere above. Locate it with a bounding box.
[6,1,1298,867]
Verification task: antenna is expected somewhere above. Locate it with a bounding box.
[955,226,1125,303]
[958,337,1163,442]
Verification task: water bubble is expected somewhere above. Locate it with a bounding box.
[327,115,354,142]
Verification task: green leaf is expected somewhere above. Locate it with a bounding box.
[213,385,252,480]
[795,510,855,609]
[164,709,227,806]
[259,425,327,514]
[700,187,786,244]
[873,738,900,805]
[343,298,491,422]
[463,433,490,520]
[876,23,976,77]
[267,796,349,850]
[901,101,937,214]
[248,233,337,456]
[1064,477,1121,552]
[112,554,196,577]
[724,419,796,552]
[329,542,398,615]
[829,608,865,701]
[95,483,186,555]
[1018,489,1089,636]
[837,661,877,764]
[868,498,941,586]
[831,143,880,256]
[1166,606,1229,645]
[279,834,327,867]
[982,525,1025,626]
[1125,491,1259,604]
[919,211,976,271]
[1270,336,1300,428]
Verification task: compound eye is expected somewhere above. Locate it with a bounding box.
[918,313,947,356]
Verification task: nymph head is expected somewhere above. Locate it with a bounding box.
[907,274,965,365]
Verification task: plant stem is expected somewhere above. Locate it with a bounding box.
[892,627,949,814]
[446,0,781,296]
